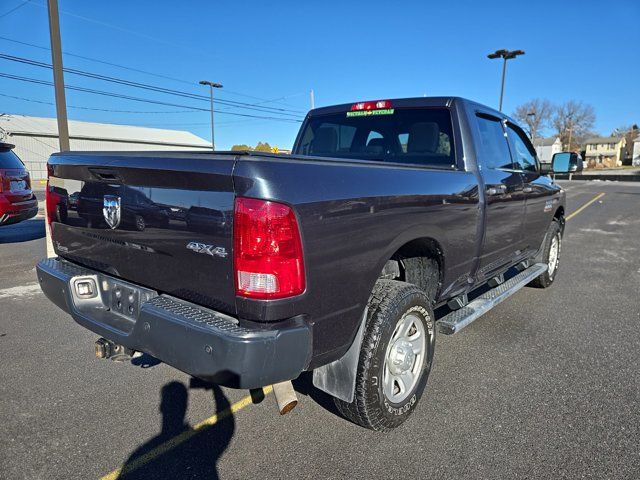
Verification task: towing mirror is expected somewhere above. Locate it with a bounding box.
[551,152,583,173]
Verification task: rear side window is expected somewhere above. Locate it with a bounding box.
[475,115,513,170]
[0,149,25,169]
[294,108,456,169]
[506,123,538,173]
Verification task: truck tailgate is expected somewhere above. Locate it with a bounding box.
[47,152,237,315]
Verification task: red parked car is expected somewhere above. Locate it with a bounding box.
[0,142,38,226]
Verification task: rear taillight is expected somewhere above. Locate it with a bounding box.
[45,165,57,227]
[350,100,392,111]
[45,180,53,227]
[233,197,305,299]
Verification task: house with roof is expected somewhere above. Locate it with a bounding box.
[584,136,626,168]
[633,135,640,166]
[533,137,562,164]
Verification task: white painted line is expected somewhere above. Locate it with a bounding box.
[0,283,42,299]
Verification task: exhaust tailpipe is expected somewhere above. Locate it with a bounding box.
[272,381,298,415]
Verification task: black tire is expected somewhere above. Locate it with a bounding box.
[334,280,436,431]
[529,219,562,288]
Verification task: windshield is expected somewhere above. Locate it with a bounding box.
[294,107,456,169]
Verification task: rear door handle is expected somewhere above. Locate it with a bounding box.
[486,184,507,196]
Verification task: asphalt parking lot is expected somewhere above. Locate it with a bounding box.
[1,180,639,479]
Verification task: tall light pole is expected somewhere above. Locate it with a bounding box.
[199,80,223,150]
[487,49,525,112]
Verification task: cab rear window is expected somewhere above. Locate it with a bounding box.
[294,108,456,169]
[0,149,25,169]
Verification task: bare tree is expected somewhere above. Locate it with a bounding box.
[611,124,639,163]
[512,99,553,141]
[552,101,596,151]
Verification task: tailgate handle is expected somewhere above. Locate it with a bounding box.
[89,169,121,182]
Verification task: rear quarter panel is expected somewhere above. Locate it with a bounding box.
[233,156,480,366]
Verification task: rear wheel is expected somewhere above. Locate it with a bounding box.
[334,280,436,431]
[530,219,562,288]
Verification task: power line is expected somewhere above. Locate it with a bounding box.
[0,52,306,117]
[0,0,30,19]
[0,35,305,110]
[0,92,195,114]
[27,0,209,54]
[0,72,303,123]
[0,35,196,86]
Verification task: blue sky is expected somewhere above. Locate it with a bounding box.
[1,0,638,149]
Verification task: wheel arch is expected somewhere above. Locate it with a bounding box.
[377,235,445,303]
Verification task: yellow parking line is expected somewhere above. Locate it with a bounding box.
[100,385,273,480]
[566,192,605,221]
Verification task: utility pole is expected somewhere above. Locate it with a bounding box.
[487,49,525,112]
[199,80,223,150]
[310,89,315,110]
[47,0,70,151]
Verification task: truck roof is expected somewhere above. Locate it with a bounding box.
[308,96,502,117]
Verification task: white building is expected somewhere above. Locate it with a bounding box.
[0,115,211,180]
[533,137,562,164]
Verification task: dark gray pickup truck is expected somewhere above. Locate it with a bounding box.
[37,97,579,430]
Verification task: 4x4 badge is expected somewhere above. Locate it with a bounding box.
[103,195,121,229]
[186,242,228,258]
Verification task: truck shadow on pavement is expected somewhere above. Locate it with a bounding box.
[115,380,234,480]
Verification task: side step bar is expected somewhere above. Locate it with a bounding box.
[436,263,548,335]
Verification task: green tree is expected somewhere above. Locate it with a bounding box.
[254,142,272,152]
[231,144,253,151]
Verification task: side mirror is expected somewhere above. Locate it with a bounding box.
[551,152,583,173]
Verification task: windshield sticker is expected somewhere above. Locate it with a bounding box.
[346,109,395,118]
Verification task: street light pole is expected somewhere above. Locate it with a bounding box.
[487,49,525,112]
[199,80,223,150]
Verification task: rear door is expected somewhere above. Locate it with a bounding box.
[474,113,526,276]
[505,122,557,252]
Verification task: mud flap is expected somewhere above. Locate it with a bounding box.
[312,309,366,403]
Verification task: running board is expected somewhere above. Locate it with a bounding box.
[436,263,548,335]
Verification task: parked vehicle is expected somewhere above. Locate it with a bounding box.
[76,183,170,231]
[0,142,38,227]
[37,97,578,430]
